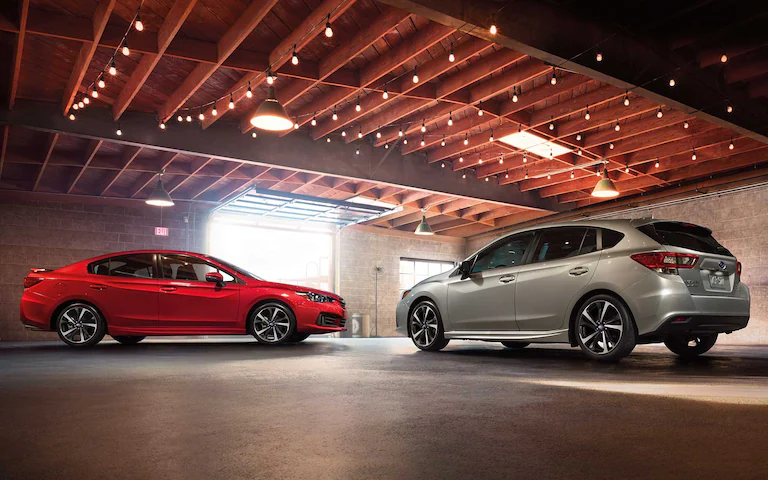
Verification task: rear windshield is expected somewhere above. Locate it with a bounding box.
[637,222,732,256]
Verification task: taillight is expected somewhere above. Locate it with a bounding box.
[23,277,43,288]
[630,252,699,275]
[736,262,742,276]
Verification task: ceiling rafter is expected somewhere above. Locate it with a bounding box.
[68,139,102,194]
[8,0,29,110]
[32,133,58,191]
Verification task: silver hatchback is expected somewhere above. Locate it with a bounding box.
[396,219,750,361]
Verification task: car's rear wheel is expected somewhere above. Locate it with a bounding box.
[287,332,311,343]
[501,341,530,349]
[249,302,296,345]
[575,294,636,362]
[408,300,449,351]
[664,334,718,358]
[112,336,145,345]
[56,303,106,348]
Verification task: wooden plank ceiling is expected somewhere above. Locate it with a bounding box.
[0,0,767,238]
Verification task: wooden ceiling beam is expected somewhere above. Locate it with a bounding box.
[241,7,411,133]
[113,0,198,120]
[32,133,58,191]
[202,0,355,128]
[101,146,144,195]
[528,85,624,127]
[168,156,213,194]
[372,101,455,146]
[158,0,281,122]
[8,0,29,110]
[0,125,8,178]
[436,209,549,237]
[579,110,690,149]
[67,139,102,193]
[498,73,592,117]
[61,0,116,115]
[125,150,174,197]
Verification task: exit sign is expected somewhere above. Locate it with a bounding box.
[154,227,169,236]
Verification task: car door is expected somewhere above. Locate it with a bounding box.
[446,231,535,332]
[87,253,159,330]
[156,254,241,331]
[514,227,600,331]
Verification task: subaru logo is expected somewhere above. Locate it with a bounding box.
[718,261,727,271]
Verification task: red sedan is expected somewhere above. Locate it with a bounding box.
[20,250,346,347]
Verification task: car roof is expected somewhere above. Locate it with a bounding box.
[85,250,206,262]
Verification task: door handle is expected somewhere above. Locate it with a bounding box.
[499,275,516,283]
[89,284,107,291]
[569,267,589,276]
[160,287,177,293]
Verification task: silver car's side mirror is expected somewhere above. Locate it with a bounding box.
[459,259,474,280]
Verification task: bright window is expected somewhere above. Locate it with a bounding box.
[400,258,455,295]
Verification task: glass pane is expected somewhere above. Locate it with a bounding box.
[414,261,429,275]
[109,254,155,279]
[400,272,415,290]
[428,262,441,276]
[472,232,535,273]
[400,260,414,274]
[533,228,588,263]
[580,229,598,255]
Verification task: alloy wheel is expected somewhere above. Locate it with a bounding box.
[58,304,100,344]
[252,305,292,343]
[578,300,624,355]
[409,303,439,348]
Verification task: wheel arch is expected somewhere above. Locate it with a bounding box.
[50,299,109,333]
[567,289,637,346]
[406,295,440,335]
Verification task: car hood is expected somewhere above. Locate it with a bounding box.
[250,280,342,300]
[413,269,454,288]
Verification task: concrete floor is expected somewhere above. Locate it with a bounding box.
[1,338,767,480]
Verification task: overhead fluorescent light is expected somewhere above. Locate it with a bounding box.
[347,196,398,209]
[498,131,571,158]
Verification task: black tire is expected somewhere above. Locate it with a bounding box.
[248,302,297,345]
[664,334,718,358]
[501,341,530,349]
[55,302,106,348]
[408,300,450,351]
[287,332,311,343]
[574,294,636,362]
[112,336,146,345]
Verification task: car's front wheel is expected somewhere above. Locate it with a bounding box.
[56,302,106,347]
[112,336,145,345]
[408,300,449,351]
[664,334,718,358]
[575,294,636,362]
[249,302,296,345]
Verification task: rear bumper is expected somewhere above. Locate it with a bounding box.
[639,315,749,343]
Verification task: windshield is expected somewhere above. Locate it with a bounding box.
[206,255,263,280]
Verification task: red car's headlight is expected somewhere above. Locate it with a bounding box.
[297,291,333,303]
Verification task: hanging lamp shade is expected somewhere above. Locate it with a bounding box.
[250,86,293,131]
[146,178,174,207]
[414,215,434,235]
[591,169,619,198]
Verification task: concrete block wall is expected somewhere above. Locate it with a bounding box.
[464,185,768,345]
[0,194,206,341]
[338,226,465,337]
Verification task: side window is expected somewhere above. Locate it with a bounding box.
[90,259,110,276]
[472,232,535,273]
[532,227,588,263]
[580,229,598,255]
[108,254,156,278]
[602,229,625,249]
[159,254,236,283]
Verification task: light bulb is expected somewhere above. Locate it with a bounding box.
[692,150,696,160]
[447,114,453,126]
[122,43,130,56]
[376,130,381,139]
[382,88,388,99]
[420,137,425,147]
[683,121,689,129]
[624,93,630,106]
[212,106,218,116]
[596,52,602,62]
[199,112,205,121]
[134,14,143,32]
[109,61,117,76]
[356,148,360,155]
[549,120,554,131]
[523,155,527,163]
[325,16,333,37]
[160,122,166,130]
[550,68,557,85]
[615,121,620,131]
[489,24,497,35]
[186,115,192,122]
[311,116,317,126]
[547,172,551,179]
[657,108,663,118]
[525,172,528,179]
[609,142,614,150]
[341,130,346,137]
[727,104,733,113]
[441,163,445,168]
[585,108,590,120]
[291,46,299,66]
[729,139,734,150]
[459,156,464,163]
[332,110,338,121]
[403,137,407,144]
[449,51,455,62]
[571,170,574,179]
[477,106,483,116]
[83,96,90,105]
[91,90,98,98]
[512,88,518,103]
[98,77,105,89]
[462,173,466,179]
[721,53,728,63]
[421,120,426,133]
[655,160,660,168]
[266,70,274,85]
[116,128,122,136]
[246,83,252,98]
[177,115,182,122]
[385,143,389,149]
[78,101,84,108]
[294,122,299,130]
[505,173,509,179]
[398,128,403,137]
[485,177,489,182]
[498,156,503,164]
[358,129,363,139]
[251,132,257,139]
[327,137,331,143]
[478,156,483,164]
[72,104,79,110]
[463,135,468,146]
[578,148,582,155]
[669,78,675,87]
[68,113,75,120]
[625,166,629,174]
[412,69,419,83]
[228,94,234,109]
[595,169,600,177]
[355,97,361,112]
[441,136,445,146]
[576,133,582,141]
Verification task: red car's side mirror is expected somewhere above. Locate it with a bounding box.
[205,271,224,286]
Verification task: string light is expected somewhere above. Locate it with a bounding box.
[683,121,689,129]
[584,106,590,120]
[726,104,733,113]
[69,112,76,120]
[669,78,676,87]
[398,128,403,137]
[384,143,389,149]
[159,121,166,130]
[547,171,551,180]
[625,164,630,174]
[246,82,253,99]
[294,122,299,130]
[441,136,446,147]
[549,117,555,130]
[512,86,518,103]
[228,93,234,109]
[570,170,574,179]
[78,100,84,109]
[83,96,90,105]
[447,113,453,126]
[266,69,275,85]
[358,127,363,139]
[489,130,494,142]
[523,154,527,163]
[325,15,333,37]
[477,101,483,116]
[403,135,408,145]
[578,148,582,155]
[212,104,218,116]
[382,87,388,100]
[291,45,299,66]
[108,60,117,76]
[186,115,192,122]
[462,172,466,179]
[252,132,257,138]
[721,53,728,63]
[116,126,122,136]
[177,115,183,122]
[421,120,426,133]
[729,138,734,150]
[448,43,455,62]
[441,162,445,168]
[595,168,600,177]
[596,52,603,62]
[576,133,582,141]
[97,76,105,89]
[122,40,130,56]
[623,92,630,106]
[91,90,98,98]
[332,106,338,121]
[376,129,382,139]
[420,135,425,147]
[614,120,620,131]
[485,177,489,182]
[459,156,464,163]
[609,142,614,150]
[412,67,419,83]
[72,103,79,110]
[311,116,317,126]
[550,68,557,85]
[657,107,663,118]
[489,13,497,35]
[498,154,503,164]
[525,169,529,179]
[463,134,469,145]
[655,159,660,168]
[327,137,331,143]
[505,172,509,179]
[198,109,205,121]
[478,154,483,164]
[355,97,361,112]
[356,148,360,155]
[691,149,697,160]
[134,7,143,31]
[341,130,346,137]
